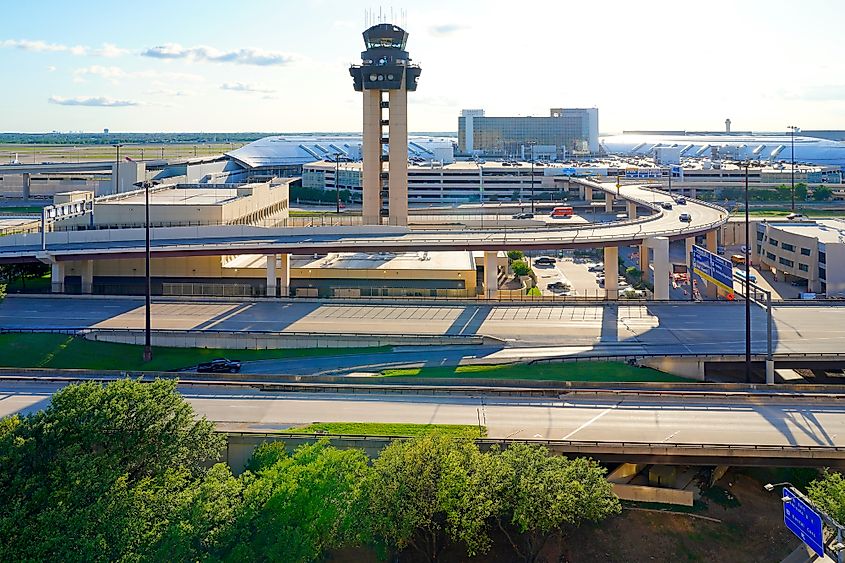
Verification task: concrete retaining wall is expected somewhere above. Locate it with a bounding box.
[641,357,706,381]
[611,483,694,507]
[83,329,486,350]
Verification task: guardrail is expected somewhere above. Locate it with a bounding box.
[226,431,845,462]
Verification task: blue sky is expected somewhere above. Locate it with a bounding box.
[2,0,844,133]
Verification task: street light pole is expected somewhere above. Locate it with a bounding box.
[744,161,751,382]
[112,143,123,192]
[334,153,341,214]
[134,179,160,363]
[788,125,798,212]
[527,141,536,215]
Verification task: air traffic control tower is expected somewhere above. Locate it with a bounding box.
[350,24,421,225]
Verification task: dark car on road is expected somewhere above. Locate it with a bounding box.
[512,212,534,219]
[195,358,241,373]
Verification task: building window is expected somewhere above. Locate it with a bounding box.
[769,238,779,247]
[766,252,776,260]
[781,243,795,252]
[756,231,764,241]
[800,247,811,256]
[820,251,826,264]
[799,264,809,272]
[778,257,794,267]
[820,266,826,280]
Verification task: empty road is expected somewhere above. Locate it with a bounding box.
[2,380,843,448]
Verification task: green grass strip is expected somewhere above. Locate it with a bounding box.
[381,361,689,382]
[280,422,486,438]
[0,333,390,371]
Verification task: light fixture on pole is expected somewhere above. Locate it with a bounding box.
[787,125,799,212]
[133,179,161,363]
[527,141,536,215]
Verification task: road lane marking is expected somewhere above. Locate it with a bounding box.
[560,402,620,440]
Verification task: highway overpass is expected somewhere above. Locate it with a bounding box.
[3,379,844,467]
[0,180,727,300]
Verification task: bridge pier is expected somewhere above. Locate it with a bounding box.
[266,254,290,297]
[603,246,618,300]
[639,244,650,282]
[650,237,670,300]
[266,254,277,297]
[626,201,637,220]
[584,186,593,202]
[51,262,65,293]
[685,237,695,262]
[705,230,717,253]
[22,173,31,200]
[80,260,94,294]
[605,193,614,213]
[484,251,498,299]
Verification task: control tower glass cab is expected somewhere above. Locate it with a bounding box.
[350,24,421,92]
[350,24,421,226]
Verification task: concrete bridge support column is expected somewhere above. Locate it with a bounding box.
[603,246,618,300]
[578,185,586,200]
[483,251,499,299]
[80,260,94,294]
[265,254,277,297]
[279,253,290,297]
[585,186,593,202]
[605,193,614,213]
[651,237,670,300]
[639,244,650,282]
[627,201,637,219]
[706,230,718,253]
[51,262,65,293]
[22,173,31,200]
[685,237,696,263]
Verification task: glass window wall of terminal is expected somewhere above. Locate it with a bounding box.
[458,115,590,157]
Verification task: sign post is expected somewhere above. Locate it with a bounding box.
[692,245,733,293]
[782,487,825,558]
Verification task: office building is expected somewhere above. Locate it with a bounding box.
[458,108,599,157]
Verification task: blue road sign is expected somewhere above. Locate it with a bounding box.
[783,487,825,557]
[691,245,733,292]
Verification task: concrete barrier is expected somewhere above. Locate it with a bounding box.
[82,329,486,350]
[611,483,694,507]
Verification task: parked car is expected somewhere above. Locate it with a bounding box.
[717,246,726,255]
[195,358,241,373]
[547,281,570,291]
[679,213,692,222]
[534,256,556,266]
[786,213,804,220]
[587,262,604,272]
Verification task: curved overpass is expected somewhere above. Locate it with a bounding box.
[0,181,727,262]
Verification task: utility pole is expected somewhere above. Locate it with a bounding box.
[744,161,751,382]
[134,179,160,363]
[788,125,798,212]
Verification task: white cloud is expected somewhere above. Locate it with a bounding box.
[73,65,204,84]
[220,82,275,94]
[141,43,299,66]
[46,65,57,72]
[145,88,195,97]
[428,24,469,37]
[1,39,128,57]
[48,96,140,107]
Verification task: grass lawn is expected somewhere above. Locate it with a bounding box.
[288,209,339,217]
[4,274,51,292]
[0,333,391,372]
[381,361,690,382]
[732,209,845,218]
[0,206,43,215]
[280,422,486,438]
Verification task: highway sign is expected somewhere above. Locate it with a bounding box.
[692,245,733,292]
[783,487,825,557]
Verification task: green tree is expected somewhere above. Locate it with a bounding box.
[507,250,525,262]
[796,183,809,201]
[494,443,621,562]
[364,434,495,561]
[0,378,228,562]
[808,470,845,524]
[813,186,833,201]
[625,266,642,280]
[512,261,531,277]
[226,439,371,562]
[0,283,5,302]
